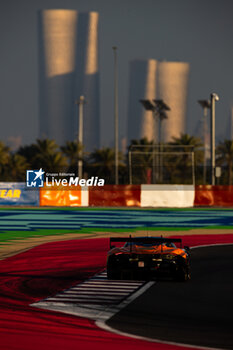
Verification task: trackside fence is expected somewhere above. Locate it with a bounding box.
[1,183,233,207]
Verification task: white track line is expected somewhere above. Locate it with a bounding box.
[62,291,130,295]
[31,271,151,320]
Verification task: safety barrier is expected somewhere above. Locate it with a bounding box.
[195,185,233,207]
[39,184,194,207]
[88,185,141,207]
[40,187,81,207]
[0,183,39,206]
[2,182,233,207]
[141,185,195,207]
[39,183,88,207]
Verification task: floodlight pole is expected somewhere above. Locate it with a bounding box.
[152,111,157,184]
[76,95,85,179]
[210,93,219,186]
[129,149,132,185]
[198,100,210,184]
[191,151,195,185]
[153,100,170,182]
[158,114,162,182]
[140,99,170,184]
[113,46,119,185]
[203,106,208,185]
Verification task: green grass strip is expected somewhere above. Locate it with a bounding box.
[0,229,88,242]
[0,225,232,244]
[1,207,233,212]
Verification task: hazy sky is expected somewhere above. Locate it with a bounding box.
[0,0,233,150]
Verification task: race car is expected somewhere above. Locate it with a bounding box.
[107,236,191,281]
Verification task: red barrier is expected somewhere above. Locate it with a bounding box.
[195,185,233,206]
[40,184,82,206]
[89,185,141,207]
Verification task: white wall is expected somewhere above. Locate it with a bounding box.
[141,185,195,207]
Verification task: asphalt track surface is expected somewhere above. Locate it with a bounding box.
[0,235,233,350]
[107,244,233,350]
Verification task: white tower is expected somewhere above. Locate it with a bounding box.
[157,61,190,142]
[127,59,157,143]
[38,10,100,150]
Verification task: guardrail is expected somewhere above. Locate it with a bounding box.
[0,183,196,207]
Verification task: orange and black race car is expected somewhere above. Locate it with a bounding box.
[107,236,191,281]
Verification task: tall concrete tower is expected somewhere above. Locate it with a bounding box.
[127,60,157,144]
[38,9,100,151]
[157,61,190,142]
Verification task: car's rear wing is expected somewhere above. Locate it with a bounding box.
[110,236,182,249]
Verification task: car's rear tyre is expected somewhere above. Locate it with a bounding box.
[107,257,121,279]
[107,267,120,279]
[175,265,191,282]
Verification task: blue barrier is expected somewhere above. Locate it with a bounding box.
[0,183,39,206]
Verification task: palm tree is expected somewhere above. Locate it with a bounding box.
[33,138,67,172]
[167,133,203,184]
[61,141,83,172]
[89,147,125,182]
[0,141,10,178]
[129,137,153,148]
[169,133,203,155]
[17,144,38,168]
[216,140,233,184]
[40,153,68,173]
[35,138,58,156]
[7,154,29,181]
